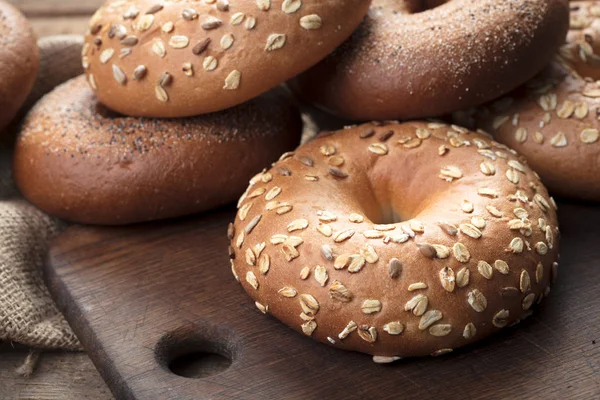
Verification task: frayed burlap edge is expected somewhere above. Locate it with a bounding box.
[0,35,85,376]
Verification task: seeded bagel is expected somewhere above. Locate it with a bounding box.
[82,0,370,118]
[454,1,600,201]
[290,0,570,121]
[13,75,302,225]
[228,121,560,360]
[0,0,39,133]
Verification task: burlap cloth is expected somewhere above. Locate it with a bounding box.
[0,35,85,354]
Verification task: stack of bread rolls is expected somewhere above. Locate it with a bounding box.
[13,0,371,224]
[8,0,592,362]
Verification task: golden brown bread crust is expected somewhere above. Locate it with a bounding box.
[455,1,600,201]
[13,75,302,225]
[82,0,371,118]
[0,0,39,133]
[229,121,560,360]
[289,0,570,121]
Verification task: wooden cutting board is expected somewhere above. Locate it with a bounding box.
[44,201,600,400]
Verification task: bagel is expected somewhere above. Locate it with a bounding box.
[289,0,570,121]
[454,1,600,201]
[228,121,560,360]
[0,0,39,133]
[13,75,302,225]
[82,0,370,118]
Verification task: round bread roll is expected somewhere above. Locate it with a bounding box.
[454,1,600,201]
[0,0,39,133]
[228,121,560,360]
[82,0,371,118]
[13,75,302,225]
[289,0,570,121]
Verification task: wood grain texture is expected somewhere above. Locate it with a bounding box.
[0,343,112,400]
[44,201,600,400]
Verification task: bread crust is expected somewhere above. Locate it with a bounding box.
[82,0,371,117]
[13,76,302,225]
[0,0,39,133]
[229,121,559,359]
[456,1,600,201]
[290,0,570,121]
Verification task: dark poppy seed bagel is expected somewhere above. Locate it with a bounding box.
[228,121,560,361]
[289,0,570,121]
[82,0,370,118]
[0,0,39,133]
[13,75,302,225]
[453,1,600,201]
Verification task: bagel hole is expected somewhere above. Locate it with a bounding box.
[356,184,414,226]
[399,0,449,14]
[370,207,405,226]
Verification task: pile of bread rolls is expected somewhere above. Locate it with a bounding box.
[4,0,597,362]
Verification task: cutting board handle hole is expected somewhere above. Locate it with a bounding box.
[168,351,232,379]
[155,327,234,379]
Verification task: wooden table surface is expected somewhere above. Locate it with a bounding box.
[1,1,111,399]
[1,1,598,400]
